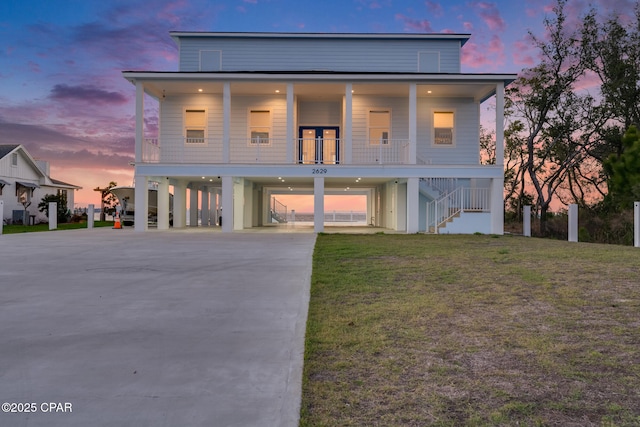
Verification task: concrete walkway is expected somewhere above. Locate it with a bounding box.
[0,228,316,427]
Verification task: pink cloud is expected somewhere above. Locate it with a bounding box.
[425,1,444,17]
[49,84,129,105]
[511,39,535,66]
[28,61,41,73]
[472,2,506,32]
[463,21,473,31]
[395,14,434,32]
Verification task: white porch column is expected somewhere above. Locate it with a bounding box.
[157,177,170,230]
[222,176,233,233]
[0,200,4,234]
[223,82,231,163]
[409,83,417,164]
[173,182,187,228]
[201,186,210,226]
[344,83,352,164]
[495,82,505,166]
[135,82,144,163]
[490,177,504,235]
[286,83,294,163]
[406,177,419,233]
[314,177,325,233]
[189,186,198,227]
[568,204,578,242]
[134,175,148,232]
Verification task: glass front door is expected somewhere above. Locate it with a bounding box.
[298,127,340,164]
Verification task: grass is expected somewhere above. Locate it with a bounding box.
[1,221,114,234]
[300,234,640,426]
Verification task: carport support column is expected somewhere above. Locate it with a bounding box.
[135,82,144,163]
[189,186,198,227]
[157,177,170,230]
[173,183,187,228]
[496,82,505,166]
[490,177,504,235]
[406,177,419,233]
[134,175,148,232]
[201,186,210,226]
[222,176,233,233]
[314,177,324,233]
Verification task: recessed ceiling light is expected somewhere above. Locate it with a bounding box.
[427,90,432,94]
[198,88,203,92]
[201,176,205,179]
[275,89,280,93]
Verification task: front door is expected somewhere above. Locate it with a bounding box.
[298,127,340,164]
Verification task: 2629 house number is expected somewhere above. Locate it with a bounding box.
[312,168,328,174]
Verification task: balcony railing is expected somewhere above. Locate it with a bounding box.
[142,138,411,165]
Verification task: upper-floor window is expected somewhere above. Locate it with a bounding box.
[369,109,390,145]
[249,110,271,145]
[433,111,455,146]
[185,109,206,144]
[11,153,18,166]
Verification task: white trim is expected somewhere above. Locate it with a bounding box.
[418,51,440,73]
[367,108,392,145]
[184,107,208,145]
[199,50,222,71]
[431,108,456,147]
[247,108,272,146]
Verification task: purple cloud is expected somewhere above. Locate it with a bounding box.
[49,84,128,105]
[395,14,434,32]
[426,1,444,17]
[472,2,506,32]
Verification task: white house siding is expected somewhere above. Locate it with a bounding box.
[178,38,461,73]
[298,101,342,127]
[160,94,224,163]
[416,97,480,165]
[0,151,40,181]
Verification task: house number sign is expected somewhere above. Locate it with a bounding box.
[311,168,328,174]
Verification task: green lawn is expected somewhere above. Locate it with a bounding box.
[1,221,114,234]
[301,234,640,426]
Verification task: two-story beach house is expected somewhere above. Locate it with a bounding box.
[123,32,516,233]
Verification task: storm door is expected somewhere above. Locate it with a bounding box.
[298,127,340,164]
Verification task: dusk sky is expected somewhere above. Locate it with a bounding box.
[0,0,635,209]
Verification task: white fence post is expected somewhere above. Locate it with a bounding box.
[49,202,57,230]
[523,205,531,237]
[0,200,4,235]
[88,204,95,229]
[635,202,639,248]
[568,204,578,242]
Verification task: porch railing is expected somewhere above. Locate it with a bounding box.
[426,187,490,233]
[141,137,408,166]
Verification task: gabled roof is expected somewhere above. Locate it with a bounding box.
[0,144,81,190]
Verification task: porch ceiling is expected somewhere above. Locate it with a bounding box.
[132,75,508,102]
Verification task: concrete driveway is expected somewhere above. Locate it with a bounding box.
[0,228,316,427]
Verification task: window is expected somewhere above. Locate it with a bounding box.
[250,110,271,145]
[185,109,206,143]
[11,153,18,166]
[369,110,390,145]
[433,111,454,145]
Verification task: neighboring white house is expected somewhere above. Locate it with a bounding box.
[123,32,516,233]
[0,145,81,224]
